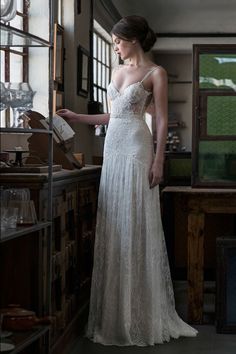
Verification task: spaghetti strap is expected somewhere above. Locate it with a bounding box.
[141,67,159,83]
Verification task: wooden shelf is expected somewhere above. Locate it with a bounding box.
[0,128,53,134]
[169,81,192,84]
[168,100,187,103]
[0,222,51,243]
[7,326,50,354]
[168,121,186,128]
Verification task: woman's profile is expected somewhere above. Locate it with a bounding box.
[57,15,198,346]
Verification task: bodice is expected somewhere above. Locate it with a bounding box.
[107,81,152,119]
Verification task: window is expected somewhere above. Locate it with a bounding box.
[93,21,111,113]
[1,0,29,82]
[0,0,29,127]
[192,44,236,187]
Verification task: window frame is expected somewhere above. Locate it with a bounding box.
[93,28,111,113]
[192,44,236,187]
[1,0,29,83]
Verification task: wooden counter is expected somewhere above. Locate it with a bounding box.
[162,186,236,324]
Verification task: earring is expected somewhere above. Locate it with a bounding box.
[132,40,136,44]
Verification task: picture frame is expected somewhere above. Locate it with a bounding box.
[77,0,81,15]
[53,90,64,114]
[77,46,89,98]
[53,23,64,87]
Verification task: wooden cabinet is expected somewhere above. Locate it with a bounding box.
[0,166,101,353]
[162,151,192,186]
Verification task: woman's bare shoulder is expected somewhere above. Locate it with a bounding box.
[152,65,167,76]
[151,65,168,84]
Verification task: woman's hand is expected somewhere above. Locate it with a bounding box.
[148,159,164,189]
[56,109,77,123]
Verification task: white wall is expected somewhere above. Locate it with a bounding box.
[155,54,193,151]
[63,0,94,163]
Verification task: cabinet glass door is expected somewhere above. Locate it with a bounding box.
[192,45,236,187]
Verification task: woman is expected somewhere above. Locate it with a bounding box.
[57,15,197,346]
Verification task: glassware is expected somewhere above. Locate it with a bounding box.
[1,188,37,225]
[0,0,17,22]
[0,207,8,232]
[6,82,36,128]
[8,200,37,225]
[0,82,11,111]
[0,206,18,230]
[1,188,30,202]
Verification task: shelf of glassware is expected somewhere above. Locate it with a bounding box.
[0,23,51,48]
[0,221,51,244]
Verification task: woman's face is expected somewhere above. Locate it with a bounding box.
[112,35,134,61]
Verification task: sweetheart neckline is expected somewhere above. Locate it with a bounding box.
[110,80,152,96]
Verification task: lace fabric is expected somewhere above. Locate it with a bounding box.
[86,73,198,346]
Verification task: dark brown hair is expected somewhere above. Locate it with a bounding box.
[111,15,156,52]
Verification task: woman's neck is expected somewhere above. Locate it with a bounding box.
[127,52,152,68]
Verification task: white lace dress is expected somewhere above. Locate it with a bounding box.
[86,68,198,346]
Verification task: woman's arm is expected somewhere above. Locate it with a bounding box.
[56,109,110,126]
[149,67,168,188]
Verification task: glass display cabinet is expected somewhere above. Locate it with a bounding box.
[192,44,236,187]
[0,1,53,353]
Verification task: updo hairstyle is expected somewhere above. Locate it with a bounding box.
[111,15,156,52]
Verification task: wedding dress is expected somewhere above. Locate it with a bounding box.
[86,67,198,346]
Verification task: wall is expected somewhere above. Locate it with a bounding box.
[112,0,236,48]
[62,0,120,163]
[62,0,94,163]
[155,53,193,151]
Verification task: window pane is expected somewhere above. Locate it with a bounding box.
[106,44,110,65]
[98,89,102,102]
[98,37,101,61]
[93,60,97,84]
[10,53,23,82]
[93,33,97,58]
[94,86,97,101]
[106,67,110,87]
[103,90,107,112]
[0,51,5,81]
[207,96,236,135]
[98,62,101,86]
[17,0,24,12]
[199,140,236,182]
[102,42,105,63]
[10,6,23,29]
[102,64,106,87]
[199,54,236,90]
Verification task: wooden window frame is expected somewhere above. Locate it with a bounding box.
[192,44,236,188]
[93,30,111,113]
[1,0,29,83]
